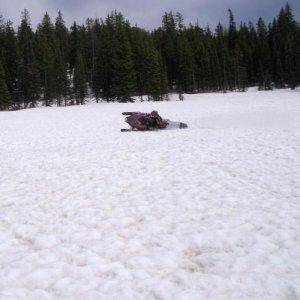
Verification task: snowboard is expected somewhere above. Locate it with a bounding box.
[121,122,187,132]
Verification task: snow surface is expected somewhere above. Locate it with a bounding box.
[0,89,299,299]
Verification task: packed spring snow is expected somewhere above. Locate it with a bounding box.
[0,89,299,299]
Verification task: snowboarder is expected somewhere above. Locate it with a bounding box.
[121,111,187,132]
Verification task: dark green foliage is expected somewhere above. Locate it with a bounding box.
[17,9,40,107]
[0,58,12,110]
[294,25,300,87]
[130,27,149,100]
[2,21,21,107]
[215,23,230,92]
[111,36,136,102]
[146,46,168,101]
[73,51,86,104]
[110,14,136,102]
[84,18,96,86]
[69,22,80,71]
[159,12,179,89]
[55,11,70,106]
[92,20,112,101]
[0,4,299,109]
[130,27,167,101]
[92,12,136,102]
[257,18,272,90]
[235,44,248,91]
[228,9,237,51]
[35,13,58,105]
[177,32,195,93]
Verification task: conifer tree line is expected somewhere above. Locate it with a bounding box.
[0,3,299,110]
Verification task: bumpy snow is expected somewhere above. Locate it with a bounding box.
[0,89,299,299]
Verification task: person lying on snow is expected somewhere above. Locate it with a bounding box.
[122,110,168,131]
[121,111,188,131]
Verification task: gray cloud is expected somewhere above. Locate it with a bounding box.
[1,0,299,30]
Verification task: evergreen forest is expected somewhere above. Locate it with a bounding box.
[0,3,299,110]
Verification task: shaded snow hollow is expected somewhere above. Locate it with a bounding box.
[0,89,299,299]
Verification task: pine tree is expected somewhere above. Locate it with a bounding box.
[0,15,4,55]
[247,22,259,86]
[69,22,81,71]
[18,9,40,107]
[2,21,20,108]
[283,3,297,89]
[274,48,284,88]
[234,44,247,91]
[146,45,168,101]
[108,12,136,102]
[77,24,89,90]
[93,18,115,102]
[54,48,69,106]
[130,27,167,101]
[73,51,86,104]
[177,32,195,93]
[228,9,237,51]
[111,34,136,102]
[55,11,69,105]
[159,59,169,100]
[55,11,69,61]
[294,23,300,87]
[0,59,12,110]
[186,25,206,92]
[84,18,96,87]
[235,25,248,91]
[257,17,272,90]
[269,19,285,88]
[205,28,221,91]
[215,23,230,92]
[130,26,149,100]
[226,10,238,90]
[276,3,298,88]
[160,12,179,90]
[92,21,106,101]
[0,15,5,59]
[35,13,58,106]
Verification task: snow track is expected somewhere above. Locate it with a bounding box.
[0,89,299,299]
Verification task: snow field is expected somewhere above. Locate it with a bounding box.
[0,89,299,299]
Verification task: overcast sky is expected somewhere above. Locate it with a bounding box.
[1,0,299,30]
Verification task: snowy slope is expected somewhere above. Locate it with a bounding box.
[0,89,299,299]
